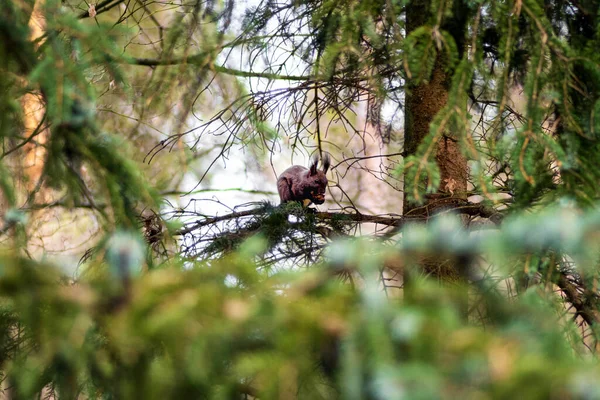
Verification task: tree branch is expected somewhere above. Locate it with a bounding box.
[127,55,311,81]
[176,204,504,237]
[556,273,600,327]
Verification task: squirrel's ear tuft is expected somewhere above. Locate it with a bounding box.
[309,153,319,175]
[322,153,330,174]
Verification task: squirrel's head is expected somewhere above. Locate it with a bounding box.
[304,153,330,204]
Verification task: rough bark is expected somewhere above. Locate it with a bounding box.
[403,0,469,284]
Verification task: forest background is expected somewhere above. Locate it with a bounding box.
[2,0,600,398]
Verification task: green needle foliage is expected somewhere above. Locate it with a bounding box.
[3,0,600,398]
[1,213,600,398]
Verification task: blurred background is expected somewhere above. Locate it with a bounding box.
[2,0,600,398]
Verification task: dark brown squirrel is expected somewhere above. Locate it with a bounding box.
[277,153,330,206]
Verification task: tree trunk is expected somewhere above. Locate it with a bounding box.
[403,0,469,286]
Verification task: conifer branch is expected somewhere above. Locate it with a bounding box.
[556,273,600,327]
[77,0,124,19]
[127,55,311,81]
[176,204,504,237]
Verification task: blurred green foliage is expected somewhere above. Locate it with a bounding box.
[1,211,600,398]
[2,0,600,398]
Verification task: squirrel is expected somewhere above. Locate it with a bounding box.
[277,153,330,206]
